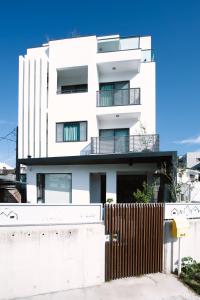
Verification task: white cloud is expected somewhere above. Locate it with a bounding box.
[176,135,200,145]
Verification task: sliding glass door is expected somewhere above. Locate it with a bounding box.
[99,81,129,106]
[99,84,114,106]
[99,129,129,153]
[99,129,114,153]
[114,81,129,106]
[114,129,129,153]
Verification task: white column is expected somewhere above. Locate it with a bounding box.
[23,56,30,159]
[106,171,117,203]
[29,58,35,158]
[41,58,48,157]
[18,56,24,158]
[34,58,41,158]
[87,60,99,139]
[72,169,90,204]
[26,168,37,203]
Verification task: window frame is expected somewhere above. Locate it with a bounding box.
[56,121,88,143]
[99,128,129,137]
[36,173,72,204]
[60,84,88,94]
[99,80,130,91]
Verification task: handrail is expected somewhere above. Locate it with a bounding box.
[96,88,140,107]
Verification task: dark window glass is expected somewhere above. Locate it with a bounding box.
[61,84,88,94]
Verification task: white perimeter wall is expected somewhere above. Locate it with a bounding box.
[0,223,105,299]
[164,219,200,273]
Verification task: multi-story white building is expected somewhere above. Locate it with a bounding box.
[18,34,176,204]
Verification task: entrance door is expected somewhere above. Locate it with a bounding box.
[105,203,164,281]
[90,173,106,204]
[117,174,147,203]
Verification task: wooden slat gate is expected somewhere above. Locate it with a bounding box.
[105,203,164,281]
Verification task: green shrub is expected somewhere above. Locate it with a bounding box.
[179,257,200,295]
[133,182,154,203]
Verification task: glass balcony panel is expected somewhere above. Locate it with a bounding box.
[141,50,154,62]
[120,37,139,50]
[98,40,120,53]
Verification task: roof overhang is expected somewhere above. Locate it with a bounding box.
[18,151,177,166]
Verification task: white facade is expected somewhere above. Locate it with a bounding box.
[18,34,155,159]
[18,34,159,204]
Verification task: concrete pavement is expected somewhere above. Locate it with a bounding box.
[17,273,200,300]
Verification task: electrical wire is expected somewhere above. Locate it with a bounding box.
[0,128,16,143]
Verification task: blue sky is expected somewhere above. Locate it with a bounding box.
[0,0,200,166]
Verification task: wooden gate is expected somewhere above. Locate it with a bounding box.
[105,203,164,281]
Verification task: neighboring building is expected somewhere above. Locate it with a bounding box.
[178,152,200,202]
[17,34,176,204]
[179,152,200,169]
[0,162,15,180]
[0,163,19,202]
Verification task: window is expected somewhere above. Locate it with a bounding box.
[56,121,87,142]
[37,173,72,204]
[57,66,88,94]
[61,84,88,94]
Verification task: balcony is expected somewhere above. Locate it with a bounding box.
[97,36,140,53]
[97,88,140,107]
[91,134,159,154]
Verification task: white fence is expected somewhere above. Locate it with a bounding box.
[0,204,102,226]
[164,203,200,219]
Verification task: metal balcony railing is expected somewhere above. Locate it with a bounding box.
[96,88,140,107]
[91,134,159,154]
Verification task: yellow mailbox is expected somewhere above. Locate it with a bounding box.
[172,216,190,238]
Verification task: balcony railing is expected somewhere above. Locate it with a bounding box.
[97,37,140,53]
[141,49,154,62]
[91,134,159,154]
[97,88,140,107]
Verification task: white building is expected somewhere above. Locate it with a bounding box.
[18,34,176,204]
[178,152,200,202]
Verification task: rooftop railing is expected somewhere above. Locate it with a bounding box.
[97,37,140,53]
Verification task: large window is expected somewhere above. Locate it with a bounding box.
[37,173,72,204]
[56,121,87,142]
[57,66,88,94]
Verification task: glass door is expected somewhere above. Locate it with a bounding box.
[114,129,129,153]
[114,81,129,106]
[99,129,129,153]
[99,129,114,153]
[100,83,114,106]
